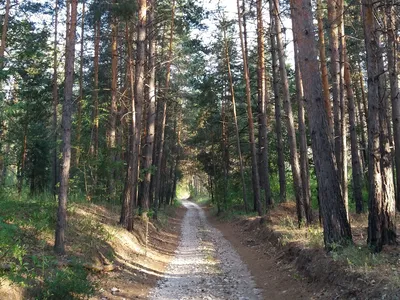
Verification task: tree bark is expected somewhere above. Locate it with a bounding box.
[290,0,352,248]
[142,0,157,213]
[120,22,135,229]
[272,0,305,223]
[344,53,364,213]
[316,0,333,131]
[222,19,248,212]
[51,0,59,195]
[338,0,348,217]
[293,36,312,224]
[386,0,400,211]
[362,0,396,252]
[154,0,175,219]
[237,0,262,216]
[257,0,272,207]
[107,0,119,198]
[90,19,100,159]
[75,1,85,166]
[270,18,286,203]
[328,0,342,181]
[54,0,78,254]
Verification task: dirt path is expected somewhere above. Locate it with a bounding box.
[148,201,262,300]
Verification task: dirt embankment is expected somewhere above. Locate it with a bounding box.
[85,205,186,299]
[207,204,400,300]
[0,203,186,299]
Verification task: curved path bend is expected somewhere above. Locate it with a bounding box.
[149,200,261,300]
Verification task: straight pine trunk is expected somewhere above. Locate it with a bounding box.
[154,0,175,219]
[362,0,396,252]
[316,0,333,131]
[141,0,157,212]
[257,0,272,207]
[51,0,59,195]
[75,1,85,167]
[293,37,312,224]
[270,19,286,203]
[90,20,100,159]
[290,0,352,248]
[237,0,262,216]
[328,0,343,181]
[54,0,78,254]
[386,1,400,211]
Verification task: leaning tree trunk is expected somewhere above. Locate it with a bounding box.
[222,20,249,211]
[272,0,305,224]
[362,0,396,252]
[237,0,262,216]
[257,0,273,207]
[290,0,352,248]
[54,0,78,254]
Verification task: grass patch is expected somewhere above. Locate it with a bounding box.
[0,188,106,299]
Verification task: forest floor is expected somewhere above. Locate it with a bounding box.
[206,202,400,300]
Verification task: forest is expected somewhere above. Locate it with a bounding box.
[0,0,399,298]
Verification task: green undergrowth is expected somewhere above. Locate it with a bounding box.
[0,187,108,299]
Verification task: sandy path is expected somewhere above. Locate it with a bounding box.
[148,201,261,300]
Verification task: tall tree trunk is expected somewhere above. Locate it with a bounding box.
[54,0,78,254]
[272,0,305,224]
[107,0,118,198]
[354,74,368,170]
[344,54,364,213]
[129,0,147,227]
[293,37,312,223]
[362,0,396,252]
[90,19,100,159]
[237,0,262,216]
[316,0,333,130]
[338,0,348,217]
[154,0,175,219]
[120,22,135,229]
[328,0,342,181]
[257,0,272,207]
[51,0,59,195]
[75,1,85,166]
[270,19,286,203]
[290,0,352,247]
[142,0,157,213]
[386,0,400,211]
[222,19,248,212]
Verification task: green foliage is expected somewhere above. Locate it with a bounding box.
[331,244,386,270]
[39,265,95,300]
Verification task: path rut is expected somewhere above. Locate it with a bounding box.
[148,201,261,300]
